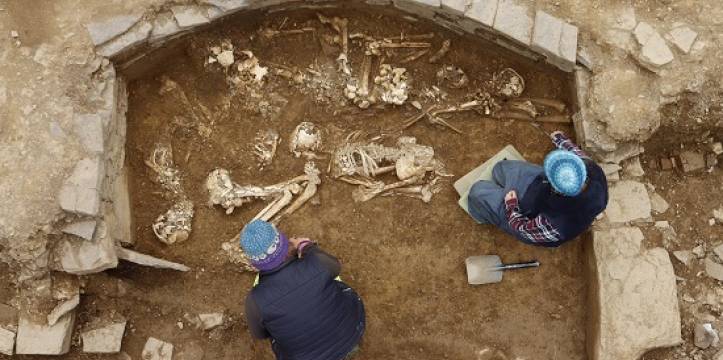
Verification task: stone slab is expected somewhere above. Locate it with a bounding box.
[591,227,681,360]
[55,222,119,275]
[605,180,652,223]
[82,321,126,353]
[705,257,723,281]
[171,6,211,28]
[86,14,142,46]
[107,169,133,245]
[492,0,532,45]
[115,246,190,272]
[47,294,80,326]
[393,0,441,19]
[650,192,669,214]
[667,25,697,54]
[202,0,251,12]
[531,11,562,59]
[16,313,76,355]
[198,313,224,330]
[634,22,674,69]
[441,0,470,14]
[73,114,105,153]
[97,21,152,58]
[558,22,578,69]
[142,337,173,360]
[58,157,104,216]
[61,220,97,241]
[150,12,182,42]
[465,0,498,27]
[0,327,14,356]
[679,151,705,172]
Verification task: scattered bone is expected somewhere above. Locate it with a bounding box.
[505,100,538,118]
[236,50,269,84]
[206,162,321,221]
[276,162,322,221]
[366,40,432,56]
[350,175,424,202]
[207,41,234,68]
[253,129,280,170]
[318,14,350,75]
[145,143,182,194]
[221,239,257,272]
[289,122,322,158]
[436,65,469,89]
[260,27,315,39]
[343,55,374,109]
[374,64,409,105]
[491,68,525,97]
[429,39,451,63]
[514,97,566,113]
[216,50,234,68]
[152,200,194,245]
[400,48,430,63]
[401,100,484,133]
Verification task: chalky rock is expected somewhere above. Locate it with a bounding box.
[82,321,126,353]
[86,14,142,45]
[115,246,190,272]
[705,257,723,282]
[97,21,153,58]
[530,11,577,72]
[55,221,118,275]
[171,6,211,28]
[142,337,174,360]
[590,227,681,360]
[16,313,76,355]
[73,114,105,153]
[203,0,251,12]
[672,250,692,266]
[605,181,652,223]
[633,22,674,69]
[58,158,104,217]
[198,313,224,330]
[441,0,470,14]
[0,327,14,355]
[465,0,498,27]
[649,192,669,214]
[679,151,705,172]
[61,220,97,241]
[667,25,697,54]
[151,12,182,42]
[47,294,80,326]
[694,323,719,349]
[492,0,533,45]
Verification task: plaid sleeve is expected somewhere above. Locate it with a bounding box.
[551,132,590,160]
[504,198,561,244]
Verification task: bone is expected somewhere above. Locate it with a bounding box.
[400,101,482,133]
[318,14,350,75]
[254,188,296,221]
[400,49,430,63]
[428,39,451,63]
[505,100,538,118]
[275,162,322,221]
[253,129,280,170]
[145,143,182,194]
[352,175,424,202]
[260,27,315,39]
[492,68,525,98]
[152,200,194,245]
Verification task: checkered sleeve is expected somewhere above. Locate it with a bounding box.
[551,132,590,160]
[504,198,561,244]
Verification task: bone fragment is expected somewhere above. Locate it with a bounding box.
[352,175,423,202]
[428,39,451,63]
[400,49,430,63]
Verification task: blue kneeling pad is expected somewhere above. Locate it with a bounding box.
[454,145,526,220]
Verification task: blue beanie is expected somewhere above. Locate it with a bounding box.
[240,220,289,271]
[544,150,587,196]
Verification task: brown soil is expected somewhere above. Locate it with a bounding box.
[18,4,587,359]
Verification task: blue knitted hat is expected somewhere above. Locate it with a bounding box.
[544,150,587,196]
[240,220,289,271]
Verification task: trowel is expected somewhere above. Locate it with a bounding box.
[465,255,540,285]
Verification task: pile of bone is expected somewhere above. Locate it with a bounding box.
[207,41,269,85]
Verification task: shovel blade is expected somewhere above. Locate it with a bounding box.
[465,255,504,285]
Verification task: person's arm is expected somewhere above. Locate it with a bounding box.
[550,131,590,160]
[244,296,270,339]
[304,244,341,278]
[504,192,561,244]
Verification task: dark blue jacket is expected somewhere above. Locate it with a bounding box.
[245,246,365,360]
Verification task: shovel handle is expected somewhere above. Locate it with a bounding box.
[495,261,540,271]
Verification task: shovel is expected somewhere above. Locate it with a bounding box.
[465,255,540,285]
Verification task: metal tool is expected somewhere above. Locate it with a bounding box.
[465,255,540,285]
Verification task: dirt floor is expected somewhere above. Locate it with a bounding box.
[16,5,587,360]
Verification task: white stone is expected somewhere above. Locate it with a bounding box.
[115,246,190,271]
[97,21,152,58]
[202,0,250,12]
[16,313,76,355]
[622,156,644,177]
[600,163,621,178]
[712,142,723,155]
[107,169,133,245]
[393,0,441,19]
[667,26,697,54]
[649,192,669,214]
[465,0,498,27]
[605,181,652,223]
[0,327,14,356]
[633,22,674,68]
[714,207,723,223]
[591,227,681,360]
[692,245,706,258]
[609,6,636,31]
[679,151,705,172]
[530,10,578,70]
[441,0,470,13]
[694,323,720,349]
[82,321,126,353]
[86,14,142,45]
[58,157,103,216]
[171,6,211,28]
[151,12,182,42]
[142,337,173,360]
[672,250,692,266]
[61,220,97,241]
[492,0,532,45]
[706,257,723,281]
[55,221,118,275]
[558,22,578,68]
[714,244,723,261]
[47,294,80,326]
[198,313,224,330]
[217,50,235,67]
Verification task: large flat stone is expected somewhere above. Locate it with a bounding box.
[58,157,104,216]
[530,10,576,72]
[16,313,76,355]
[107,169,133,245]
[441,0,471,14]
[590,227,681,360]
[605,180,652,223]
[82,321,126,353]
[55,221,119,275]
[666,25,697,54]
[202,0,251,12]
[86,14,142,46]
[492,0,533,45]
[142,337,173,360]
[634,22,674,69]
[150,12,182,42]
[47,294,80,326]
[73,114,104,153]
[115,246,190,272]
[465,0,498,27]
[393,0,442,18]
[97,21,152,58]
[61,220,97,241]
[0,327,14,356]
[171,6,211,28]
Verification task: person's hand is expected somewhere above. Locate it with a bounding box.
[550,130,565,139]
[289,237,312,258]
[504,190,517,202]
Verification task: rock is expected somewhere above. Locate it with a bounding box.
[73,114,104,153]
[0,327,14,355]
[633,22,674,69]
[705,257,723,281]
[682,294,695,303]
[142,337,173,360]
[15,313,76,355]
[672,250,692,266]
[97,21,152,58]
[86,14,142,45]
[679,151,705,172]
[707,153,719,168]
[692,245,706,258]
[198,313,224,330]
[694,323,719,349]
[171,6,210,28]
[61,220,97,241]
[441,0,470,13]
[715,207,723,223]
[530,11,577,72]
[107,168,133,245]
[151,12,182,42]
[175,340,205,360]
[47,294,80,326]
[600,163,621,181]
[590,227,681,360]
[492,0,533,45]
[650,192,670,214]
[54,221,118,275]
[202,0,250,12]
[605,181,652,223]
[654,221,678,247]
[465,0,498,27]
[713,244,723,260]
[216,50,234,67]
[667,25,697,54]
[115,246,190,271]
[712,142,723,155]
[622,156,644,177]
[81,321,126,353]
[58,157,104,216]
